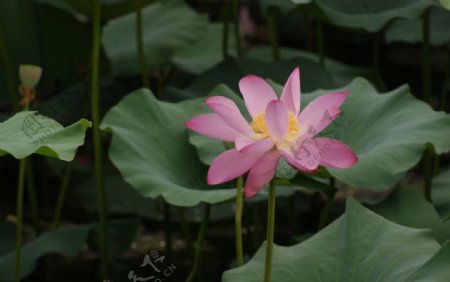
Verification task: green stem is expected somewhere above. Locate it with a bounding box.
[424,149,433,202]
[91,0,108,278]
[26,159,40,233]
[267,7,280,61]
[186,204,211,282]
[235,176,244,267]
[372,34,387,92]
[264,179,276,282]
[422,8,431,105]
[15,158,27,282]
[222,0,231,59]
[317,20,325,66]
[52,161,74,229]
[318,177,337,230]
[231,0,241,58]
[135,0,150,88]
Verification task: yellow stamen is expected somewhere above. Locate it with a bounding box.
[251,110,300,141]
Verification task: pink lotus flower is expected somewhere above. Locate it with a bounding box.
[185,68,358,197]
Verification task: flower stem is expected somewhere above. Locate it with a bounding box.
[231,0,242,58]
[91,0,108,278]
[423,149,434,202]
[186,204,211,282]
[267,6,280,61]
[52,161,74,229]
[317,20,325,66]
[235,176,244,266]
[264,179,276,282]
[222,0,231,59]
[15,158,27,282]
[372,34,387,92]
[318,177,337,230]
[135,0,150,88]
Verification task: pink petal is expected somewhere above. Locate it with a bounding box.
[299,92,348,136]
[280,141,321,172]
[244,150,280,198]
[265,100,288,141]
[235,136,254,151]
[280,67,301,115]
[207,138,274,185]
[314,138,358,168]
[185,114,240,141]
[206,96,254,138]
[239,75,278,118]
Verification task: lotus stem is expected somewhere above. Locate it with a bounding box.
[52,161,74,229]
[264,179,276,282]
[186,204,211,282]
[372,34,387,92]
[91,0,108,278]
[267,6,280,61]
[318,177,337,230]
[135,0,150,88]
[235,176,244,266]
[15,157,27,282]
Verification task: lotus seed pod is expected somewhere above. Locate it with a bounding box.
[19,64,42,88]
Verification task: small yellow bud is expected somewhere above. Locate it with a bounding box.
[19,64,42,88]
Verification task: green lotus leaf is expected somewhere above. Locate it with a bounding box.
[245,47,376,86]
[222,198,450,282]
[171,23,236,74]
[102,0,207,76]
[372,187,450,244]
[0,111,90,161]
[0,225,90,280]
[37,0,157,21]
[385,6,450,46]
[309,0,438,33]
[440,0,450,9]
[100,88,236,207]
[432,167,450,219]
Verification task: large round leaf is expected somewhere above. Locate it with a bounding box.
[188,79,450,191]
[432,167,450,218]
[171,23,236,74]
[245,47,376,87]
[100,88,236,207]
[182,57,336,100]
[222,198,450,282]
[0,112,90,161]
[385,6,450,46]
[309,0,438,32]
[102,1,207,76]
[0,225,90,280]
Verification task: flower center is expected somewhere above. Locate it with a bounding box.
[251,111,300,141]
